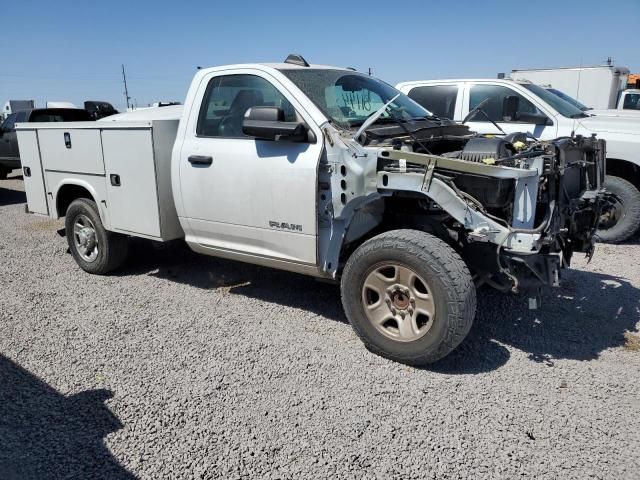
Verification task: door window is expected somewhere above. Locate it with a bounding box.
[623,93,640,110]
[408,85,458,119]
[197,74,297,138]
[469,85,543,122]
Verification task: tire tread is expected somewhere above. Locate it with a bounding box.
[597,176,640,243]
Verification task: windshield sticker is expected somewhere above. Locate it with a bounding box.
[342,92,372,112]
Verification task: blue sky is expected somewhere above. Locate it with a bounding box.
[2,0,639,111]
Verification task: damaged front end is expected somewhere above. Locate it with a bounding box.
[320,124,606,301]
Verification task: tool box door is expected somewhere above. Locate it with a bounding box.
[17,130,49,215]
[102,128,162,238]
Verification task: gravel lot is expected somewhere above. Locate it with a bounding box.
[1,173,639,479]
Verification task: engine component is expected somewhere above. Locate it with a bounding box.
[458,137,513,163]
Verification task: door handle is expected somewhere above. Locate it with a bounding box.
[188,155,213,166]
[23,166,31,177]
[110,174,121,186]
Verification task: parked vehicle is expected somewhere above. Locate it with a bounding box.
[84,101,119,120]
[2,100,35,121]
[0,108,92,179]
[397,78,640,243]
[17,56,605,365]
[510,65,631,110]
[618,89,640,111]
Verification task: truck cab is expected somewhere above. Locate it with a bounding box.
[397,78,640,243]
[172,63,327,270]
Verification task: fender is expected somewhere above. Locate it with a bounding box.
[52,177,111,230]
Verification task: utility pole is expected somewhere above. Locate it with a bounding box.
[121,64,131,110]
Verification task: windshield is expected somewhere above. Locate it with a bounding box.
[522,83,587,119]
[547,88,590,111]
[280,69,433,129]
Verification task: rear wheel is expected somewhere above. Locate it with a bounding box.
[340,229,476,366]
[65,198,128,274]
[597,176,640,243]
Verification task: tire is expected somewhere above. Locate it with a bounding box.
[65,198,128,274]
[340,229,476,366]
[597,175,640,244]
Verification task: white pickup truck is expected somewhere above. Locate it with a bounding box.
[397,79,640,243]
[17,56,605,365]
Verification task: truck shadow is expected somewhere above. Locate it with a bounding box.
[0,354,136,479]
[431,269,640,374]
[0,186,26,207]
[121,240,640,374]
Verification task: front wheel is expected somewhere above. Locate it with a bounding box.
[597,176,640,244]
[340,229,476,366]
[65,198,128,274]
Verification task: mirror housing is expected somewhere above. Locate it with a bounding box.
[242,107,308,142]
[503,95,552,125]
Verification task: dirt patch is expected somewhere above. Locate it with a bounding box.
[623,331,640,351]
[23,219,63,232]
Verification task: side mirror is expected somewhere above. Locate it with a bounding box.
[503,95,551,125]
[502,95,520,121]
[242,107,308,142]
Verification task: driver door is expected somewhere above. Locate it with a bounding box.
[178,70,323,265]
[463,83,558,140]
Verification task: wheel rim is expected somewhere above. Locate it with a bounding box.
[73,214,99,262]
[361,263,436,343]
[598,194,624,230]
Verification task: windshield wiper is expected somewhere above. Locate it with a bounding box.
[462,98,506,135]
[409,114,442,122]
[353,94,401,142]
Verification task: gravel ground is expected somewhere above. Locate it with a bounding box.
[1,173,639,479]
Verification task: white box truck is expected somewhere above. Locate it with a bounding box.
[17,55,605,365]
[510,65,632,110]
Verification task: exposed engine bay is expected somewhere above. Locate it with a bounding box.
[319,119,606,298]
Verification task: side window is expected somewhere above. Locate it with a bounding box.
[469,85,543,122]
[2,113,17,131]
[197,74,297,138]
[623,93,640,110]
[408,85,458,119]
